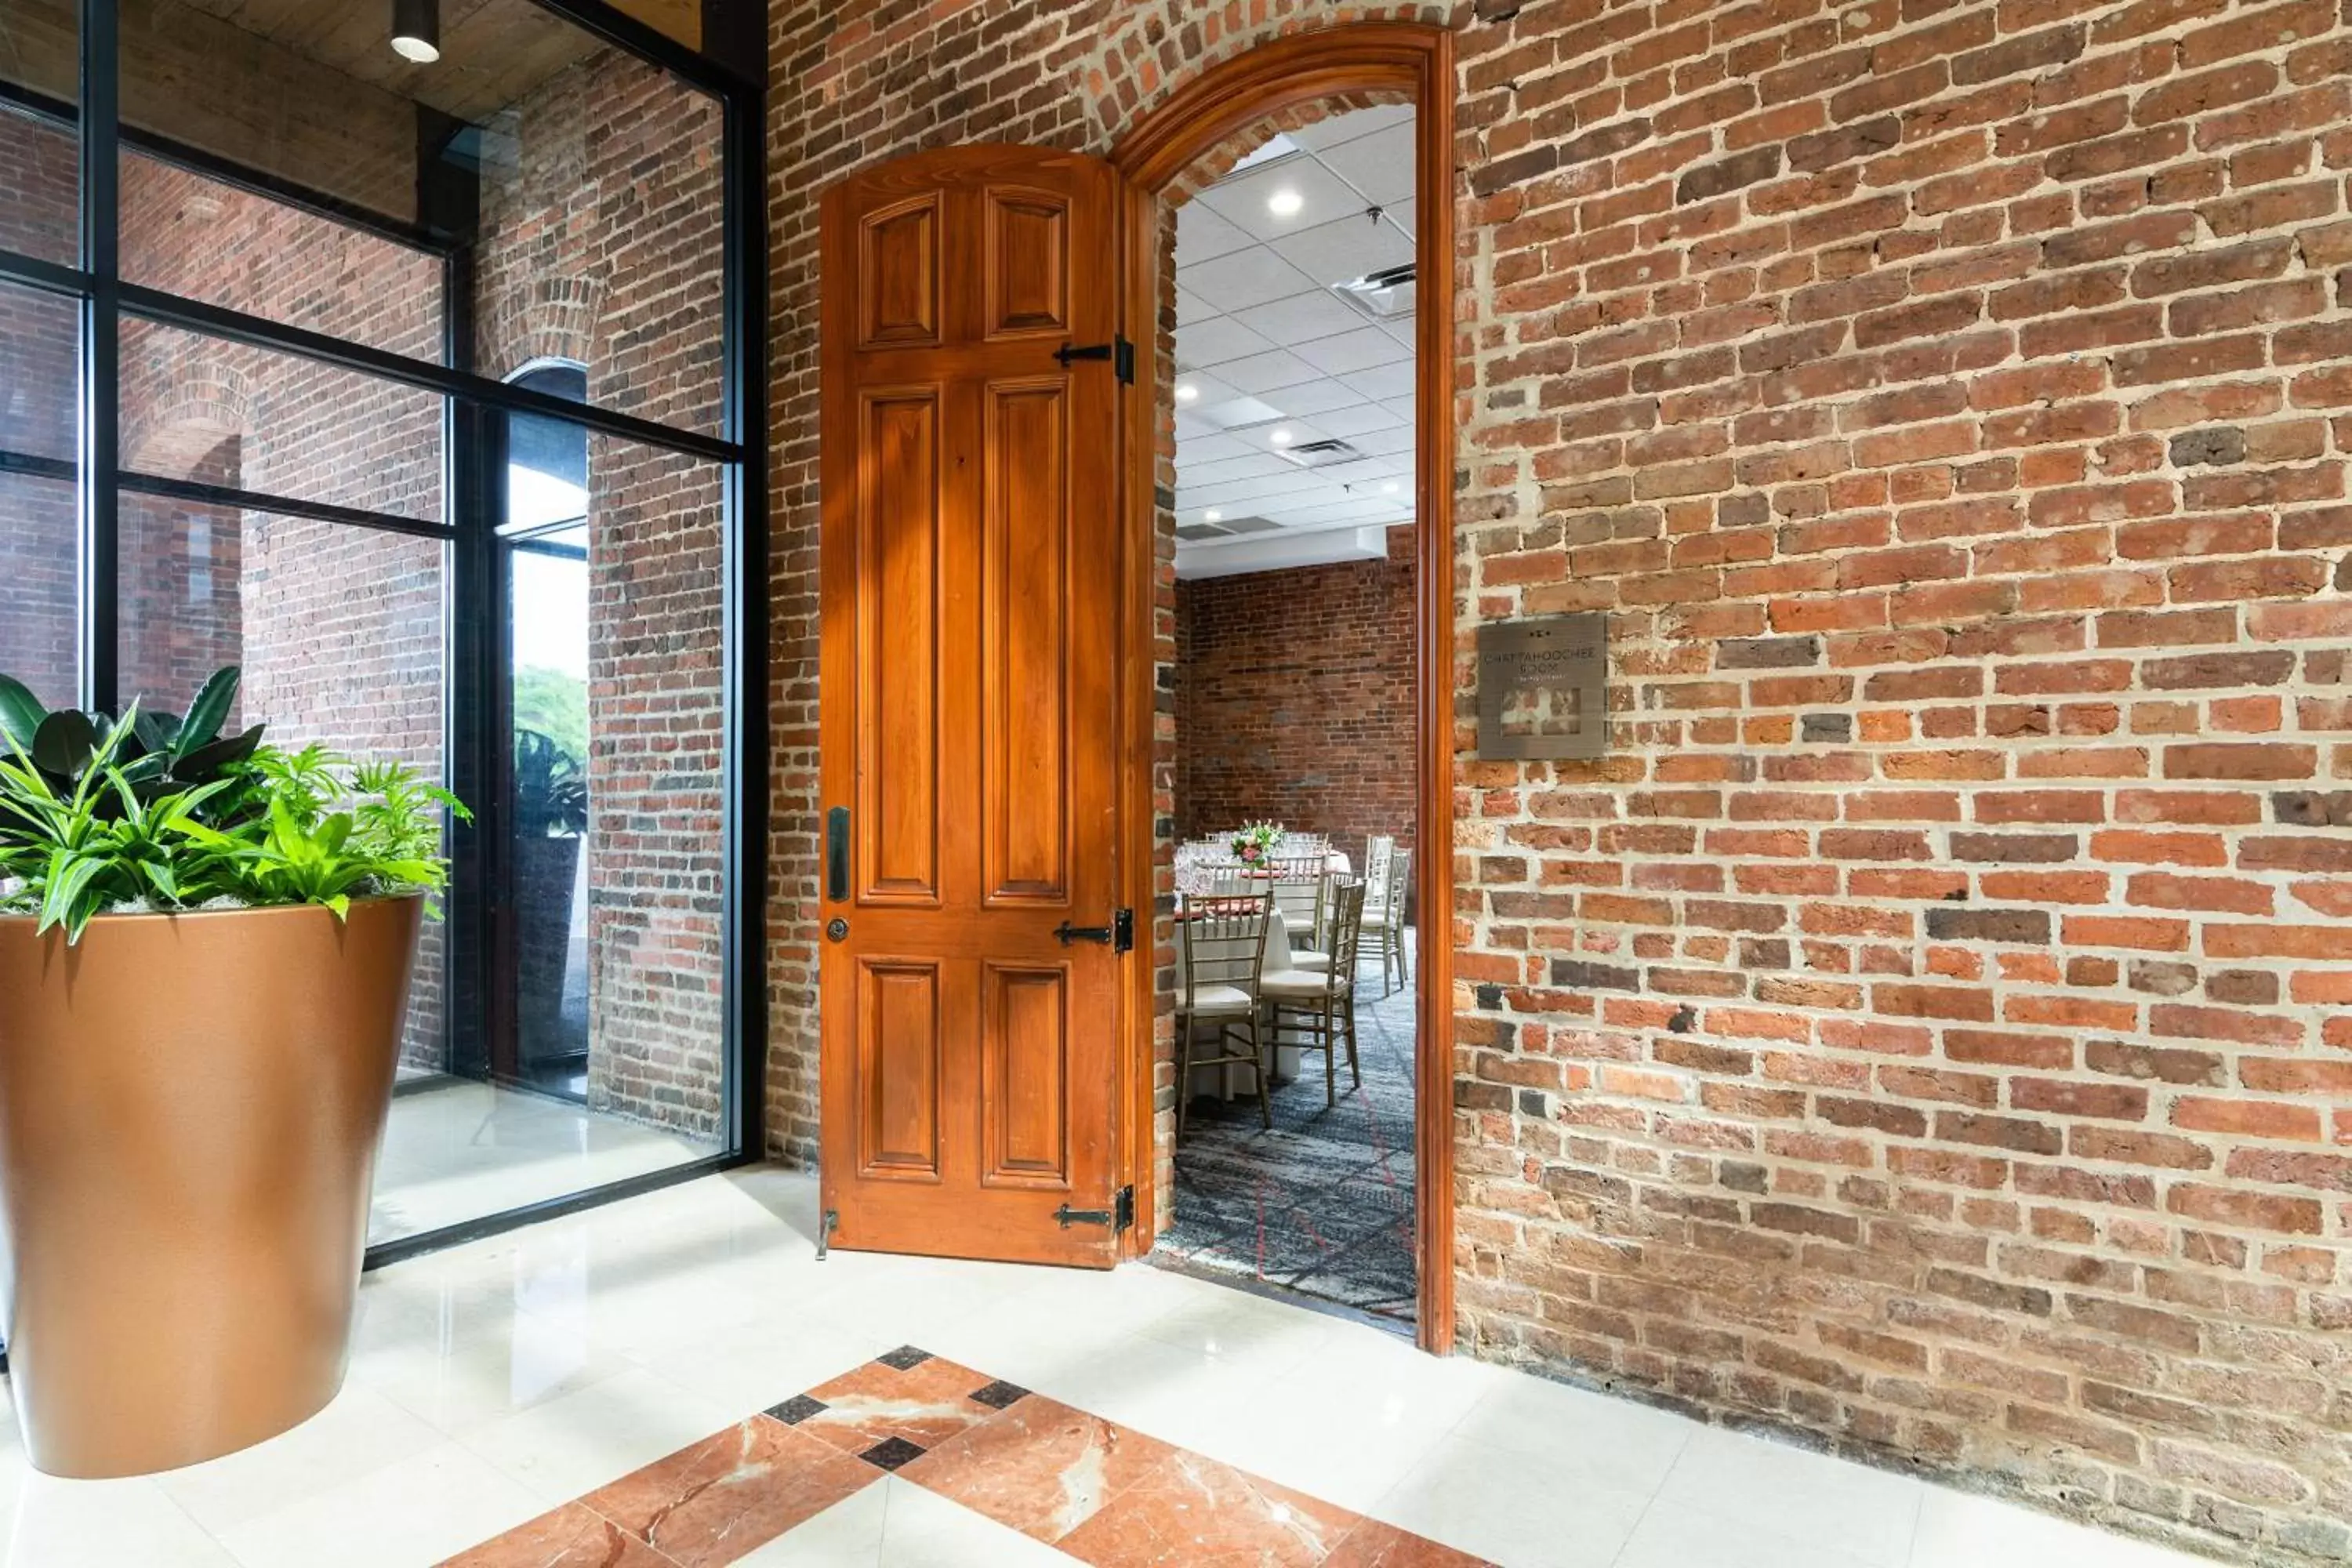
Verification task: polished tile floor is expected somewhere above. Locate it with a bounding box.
[0,1168,2215,1567]
[371,1078,720,1246]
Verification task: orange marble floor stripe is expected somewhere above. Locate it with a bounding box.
[438,1345,1493,1568]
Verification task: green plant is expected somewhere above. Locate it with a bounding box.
[513,728,588,838]
[0,668,470,942]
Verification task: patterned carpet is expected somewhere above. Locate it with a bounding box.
[1156,945,1417,1325]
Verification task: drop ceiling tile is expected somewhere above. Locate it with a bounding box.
[1177,315,1276,370]
[1174,285,1217,325]
[1213,348,1324,394]
[1199,395,1286,430]
[1269,213,1414,291]
[1310,402,1407,437]
[1378,397,1418,423]
[1175,433,1258,468]
[1178,468,1338,507]
[1286,103,1414,152]
[1225,133,1299,176]
[1385,198,1417,240]
[1317,121,1419,206]
[1352,424,1417,457]
[1236,418,1331,454]
[1178,452,1295,485]
[1174,411,1219,441]
[1195,157,1372,242]
[1171,370,1241,412]
[1291,326,1412,376]
[1229,289,1367,347]
[1176,246,1323,314]
[1343,361,1417,402]
[1258,377,1367,418]
[1173,203,1256,265]
[1311,459,1396,488]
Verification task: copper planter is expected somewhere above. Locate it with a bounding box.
[0,895,422,1477]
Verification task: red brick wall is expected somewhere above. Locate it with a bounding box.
[1449,3,2352,1559]
[1174,525,1419,866]
[476,49,729,1134]
[768,3,2352,1560]
[0,106,82,710]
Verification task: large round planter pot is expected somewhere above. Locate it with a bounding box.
[0,895,423,1478]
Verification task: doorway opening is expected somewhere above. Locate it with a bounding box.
[1152,102,1425,1330]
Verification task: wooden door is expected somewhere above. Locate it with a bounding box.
[817,147,1131,1268]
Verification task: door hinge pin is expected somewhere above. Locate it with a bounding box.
[817,1207,839,1261]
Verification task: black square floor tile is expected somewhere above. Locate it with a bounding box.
[766,1393,829,1425]
[858,1436,927,1471]
[967,1379,1029,1410]
[876,1345,934,1370]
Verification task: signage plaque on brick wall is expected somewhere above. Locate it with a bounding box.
[1477,613,1608,761]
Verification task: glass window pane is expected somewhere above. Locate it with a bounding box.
[463,0,725,437]
[493,426,726,1152]
[0,470,77,711]
[0,0,76,267]
[121,151,445,361]
[120,0,424,234]
[0,97,76,270]
[0,277,79,709]
[122,318,445,523]
[118,499,450,1173]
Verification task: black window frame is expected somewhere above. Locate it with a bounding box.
[0,0,768,1270]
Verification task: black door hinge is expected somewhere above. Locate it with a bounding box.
[1052,1185,1136,1232]
[1113,907,1134,953]
[1054,335,1134,384]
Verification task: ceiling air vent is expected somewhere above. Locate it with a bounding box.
[1176,522,1231,541]
[1276,437,1363,470]
[1332,261,1415,322]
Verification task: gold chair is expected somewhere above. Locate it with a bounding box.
[1260,880,1366,1109]
[1366,846,1410,996]
[1175,892,1275,1132]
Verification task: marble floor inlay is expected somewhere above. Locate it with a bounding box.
[442,1345,1492,1568]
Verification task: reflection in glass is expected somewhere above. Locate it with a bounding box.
[121,318,445,523]
[0,278,79,709]
[120,151,445,361]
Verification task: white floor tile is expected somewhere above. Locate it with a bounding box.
[0,1470,238,1568]
[1371,1431,1655,1568]
[213,1441,546,1568]
[1613,1497,1892,1568]
[1446,1371,1694,1497]
[1644,1427,1925,1568]
[151,1384,445,1534]
[452,1365,738,1501]
[1908,1486,2213,1568]
[875,1478,1079,1567]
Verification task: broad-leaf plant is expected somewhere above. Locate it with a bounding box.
[0,666,470,942]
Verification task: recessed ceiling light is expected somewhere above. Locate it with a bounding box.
[1204,510,1222,521]
[390,0,440,60]
[1269,427,1292,446]
[1174,383,1199,403]
[1266,187,1304,219]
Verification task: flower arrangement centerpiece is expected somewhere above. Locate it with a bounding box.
[1229,820,1283,866]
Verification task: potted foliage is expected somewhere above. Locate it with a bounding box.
[0,666,466,1478]
[511,728,587,1073]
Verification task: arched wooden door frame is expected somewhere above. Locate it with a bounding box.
[1108,22,1458,1353]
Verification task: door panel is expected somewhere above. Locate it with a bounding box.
[820,146,1129,1269]
[981,964,1072,1187]
[858,390,943,904]
[985,379,1072,905]
[857,959,945,1179]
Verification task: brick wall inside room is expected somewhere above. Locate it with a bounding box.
[1174,524,1421,867]
[474,48,730,1136]
[765,2,2352,1561]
